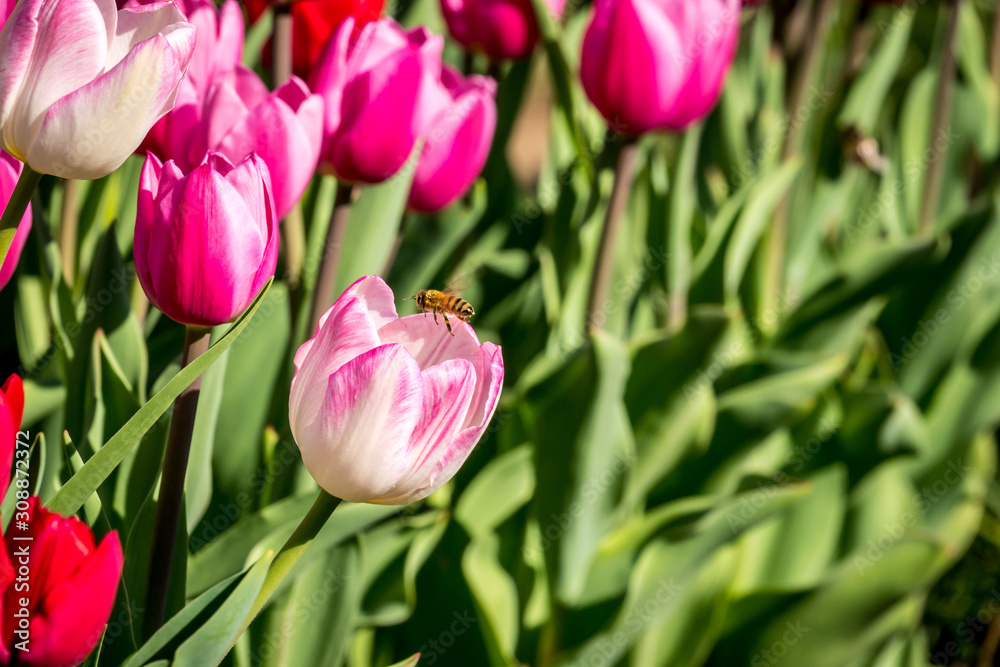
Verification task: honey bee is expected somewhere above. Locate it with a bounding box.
[407,289,475,336]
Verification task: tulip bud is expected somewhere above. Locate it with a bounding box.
[2,498,123,667]
[310,18,443,184]
[290,276,504,504]
[244,0,385,78]
[200,66,323,219]
[0,0,195,179]
[0,152,32,291]
[580,0,740,135]
[408,68,497,212]
[134,152,279,327]
[0,374,23,499]
[441,0,566,61]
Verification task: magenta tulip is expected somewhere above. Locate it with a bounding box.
[2,497,123,667]
[408,67,497,212]
[0,152,31,291]
[136,0,246,165]
[310,18,443,184]
[0,0,195,179]
[289,276,504,504]
[199,66,323,219]
[580,0,739,134]
[0,0,14,23]
[441,0,566,60]
[134,152,278,327]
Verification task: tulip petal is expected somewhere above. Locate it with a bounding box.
[310,17,353,141]
[304,344,424,502]
[134,152,162,299]
[0,0,44,138]
[291,294,381,432]
[373,357,475,504]
[2,374,24,433]
[320,275,399,333]
[108,2,190,70]
[216,0,245,75]
[27,32,189,179]
[3,0,110,157]
[28,532,123,667]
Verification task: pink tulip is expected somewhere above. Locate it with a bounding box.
[289,276,504,504]
[0,0,195,179]
[408,67,497,212]
[133,0,246,165]
[134,152,278,327]
[2,498,123,667]
[0,152,31,291]
[440,0,567,61]
[200,66,323,219]
[0,0,14,24]
[580,0,739,135]
[310,18,443,184]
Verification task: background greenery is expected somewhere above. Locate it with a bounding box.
[5,0,1000,665]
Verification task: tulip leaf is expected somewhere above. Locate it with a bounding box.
[455,444,535,539]
[45,280,273,518]
[171,551,275,667]
[334,145,420,297]
[462,535,520,665]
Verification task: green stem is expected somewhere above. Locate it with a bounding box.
[145,325,212,636]
[239,491,342,635]
[0,164,42,270]
[917,0,961,236]
[59,179,80,286]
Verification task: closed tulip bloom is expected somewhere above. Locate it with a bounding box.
[580,0,739,135]
[290,276,504,504]
[200,66,323,219]
[408,67,497,213]
[0,0,195,179]
[244,0,385,78]
[441,0,566,61]
[2,498,123,667]
[310,18,443,184]
[0,152,31,291]
[134,152,278,327]
[0,374,23,499]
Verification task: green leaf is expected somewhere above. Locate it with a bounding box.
[455,444,535,539]
[171,552,275,667]
[462,535,520,665]
[185,325,228,532]
[334,148,420,296]
[45,280,273,517]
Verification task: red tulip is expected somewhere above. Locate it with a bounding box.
[2,498,123,667]
[244,0,385,79]
[0,374,23,499]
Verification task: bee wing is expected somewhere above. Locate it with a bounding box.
[443,271,473,296]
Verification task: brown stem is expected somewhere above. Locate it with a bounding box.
[586,137,638,331]
[918,0,961,236]
[308,183,354,334]
[145,326,211,636]
[272,4,293,86]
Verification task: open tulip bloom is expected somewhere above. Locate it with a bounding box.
[0,0,195,179]
[290,276,504,504]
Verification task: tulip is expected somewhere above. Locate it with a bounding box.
[134,152,278,327]
[2,497,123,667]
[310,18,443,184]
[244,0,385,78]
[0,0,14,23]
[440,0,566,61]
[408,68,497,212]
[580,0,740,135]
[0,0,195,179]
[123,0,245,165]
[199,66,323,219]
[0,374,23,499]
[0,152,31,291]
[290,276,504,504]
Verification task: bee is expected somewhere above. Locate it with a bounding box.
[406,289,475,336]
